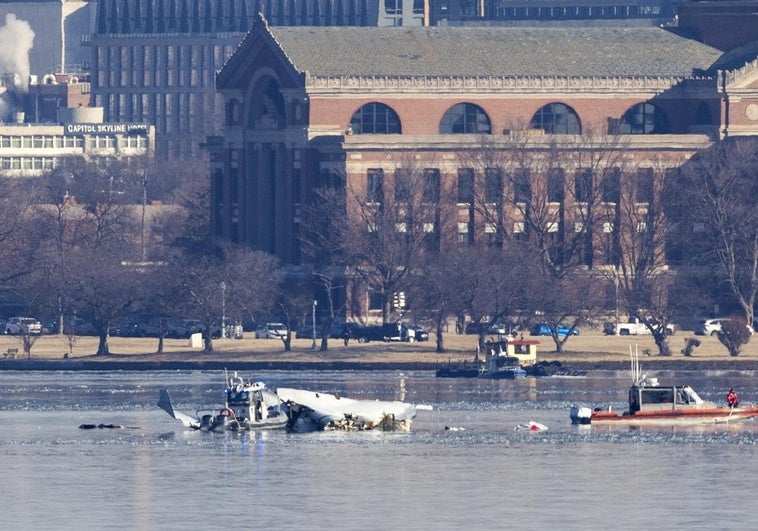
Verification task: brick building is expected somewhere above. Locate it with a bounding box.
[208,15,757,318]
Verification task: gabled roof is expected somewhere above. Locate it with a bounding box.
[261,25,725,79]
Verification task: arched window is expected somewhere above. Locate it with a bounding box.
[226,99,241,126]
[349,103,401,134]
[246,76,286,130]
[440,103,491,134]
[619,103,669,134]
[530,103,581,134]
[694,101,712,126]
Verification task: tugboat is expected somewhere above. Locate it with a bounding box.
[436,337,538,379]
[158,372,289,431]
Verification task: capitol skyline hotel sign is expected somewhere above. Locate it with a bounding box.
[64,123,150,136]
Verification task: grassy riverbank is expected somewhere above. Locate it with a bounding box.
[2,329,758,371]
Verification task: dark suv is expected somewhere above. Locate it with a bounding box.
[332,322,407,343]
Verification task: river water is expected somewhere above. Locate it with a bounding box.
[1,369,757,530]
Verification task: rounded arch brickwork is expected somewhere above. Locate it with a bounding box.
[529,102,582,134]
[439,103,492,134]
[349,102,402,134]
[619,102,670,134]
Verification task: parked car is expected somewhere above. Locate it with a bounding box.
[464,322,511,335]
[403,324,429,342]
[167,319,204,339]
[331,323,394,343]
[614,317,674,336]
[255,322,288,339]
[695,318,754,336]
[4,316,43,335]
[112,313,161,337]
[529,323,580,337]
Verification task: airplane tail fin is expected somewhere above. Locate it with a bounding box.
[158,389,199,428]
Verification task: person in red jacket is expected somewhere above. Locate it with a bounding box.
[727,388,739,408]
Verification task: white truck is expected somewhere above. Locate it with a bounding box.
[615,317,674,336]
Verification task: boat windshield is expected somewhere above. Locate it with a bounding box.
[640,388,674,405]
[637,386,705,406]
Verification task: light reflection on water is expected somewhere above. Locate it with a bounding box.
[1,370,757,530]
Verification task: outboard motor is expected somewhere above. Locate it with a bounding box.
[570,405,592,425]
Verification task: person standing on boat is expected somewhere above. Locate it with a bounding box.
[727,388,739,408]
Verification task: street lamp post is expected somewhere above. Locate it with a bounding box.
[311,300,317,349]
[614,273,619,325]
[221,281,227,339]
[141,169,147,261]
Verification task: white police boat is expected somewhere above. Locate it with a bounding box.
[158,372,288,432]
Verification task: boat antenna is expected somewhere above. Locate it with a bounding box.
[629,345,641,384]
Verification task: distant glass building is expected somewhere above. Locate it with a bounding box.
[430,0,679,27]
[85,0,426,158]
[6,1,749,159]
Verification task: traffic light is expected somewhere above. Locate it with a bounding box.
[393,291,406,309]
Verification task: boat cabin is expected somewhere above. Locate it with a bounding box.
[484,338,538,366]
[225,377,273,422]
[629,382,709,414]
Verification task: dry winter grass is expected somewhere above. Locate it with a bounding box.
[2,327,758,366]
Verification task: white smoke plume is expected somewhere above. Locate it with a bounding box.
[0,13,34,90]
[0,14,34,120]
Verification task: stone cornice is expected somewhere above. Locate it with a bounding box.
[720,58,758,90]
[304,74,715,94]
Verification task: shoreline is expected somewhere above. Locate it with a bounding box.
[4,356,758,373]
[2,330,757,373]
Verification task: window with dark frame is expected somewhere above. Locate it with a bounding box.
[547,168,565,203]
[602,168,620,203]
[350,102,401,134]
[619,102,669,134]
[513,169,531,203]
[368,291,383,310]
[485,168,503,204]
[440,103,492,134]
[458,168,474,203]
[367,169,384,203]
[423,169,440,203]
[574,169,593,203]
[530,102,581,134]
[394,168,412,203]
[636,168,654,203]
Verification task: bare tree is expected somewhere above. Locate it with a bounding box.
[611,161,677,355]
[457,130,629,273]
[150,156,213,257]
[25,159,145,347]
[522,268,605,352]
[454,132,625,348]
[0,178,35,285]
[172,244,283,352]
[62,245,142,355]
[345,157,457,323]
[301,185,350,351]
[408,248,476,353]
[457,244,531,352]
[673,139,758,326]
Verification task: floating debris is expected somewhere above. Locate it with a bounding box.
[514,421,548,432]
[79,423,139,430]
